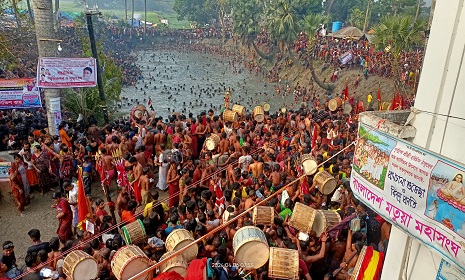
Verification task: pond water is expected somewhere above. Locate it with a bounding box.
[119,49,296,120]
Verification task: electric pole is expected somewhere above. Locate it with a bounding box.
[84,6,109,124]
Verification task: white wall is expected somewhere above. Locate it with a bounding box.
[381,0,465,279]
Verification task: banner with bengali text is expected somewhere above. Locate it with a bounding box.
[37,57,97,88]
[0,79,42,109]
[351,123,465,271]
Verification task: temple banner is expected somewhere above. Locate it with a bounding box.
[0,79,42,109]
[351,123,465,271]
[37,57,97,88]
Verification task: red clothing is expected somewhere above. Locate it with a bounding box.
[56,198,73,243]
[132,180,142,203]
[185,258,207,280]
[121,210,136,223]
[168,183,180,208]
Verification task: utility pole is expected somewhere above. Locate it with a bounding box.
[84,6,109,124]
[32,0,61,136]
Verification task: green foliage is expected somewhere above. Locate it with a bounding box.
[173,0,219,25]
[265,0,300,50]
[359,125,389,147]
[349,8,365,30]
[231,0,263,42]
[323,0,364,22]
[62,27,122,124]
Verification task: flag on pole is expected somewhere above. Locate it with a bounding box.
[77,167,89,231]
[377,83,382,110]
[390,93,401,110]
[311,125,318,148]
[343,83,349,101]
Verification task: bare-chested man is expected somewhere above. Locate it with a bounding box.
[100,148,115,188]
[144,129,155,159]
[335,230,361,280]
[248,154,263,185]
[154,125,166,156]
[116,186,129,220]
[134,146,148,168]
[139,166,151,207]
[128,157,143,205]
[218,132,229,155]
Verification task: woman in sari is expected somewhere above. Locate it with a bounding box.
[9,154,27,213]
[31,145,52,193]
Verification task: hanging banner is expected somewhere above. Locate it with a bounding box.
[351,123,465,271]
[0,79,42,109]
[37,57,97,88]
[436,259,465,280]
[50,97,62,136]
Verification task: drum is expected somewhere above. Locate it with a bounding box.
[281,107,287,114]
[343,103,353,114]
[232,226,269,269]
[205,134,221,151]
[314,170,337,195]
[349,246,368,280]
[223,109,238,123]
[262,103,271,112]
[63,251,98,280]
[300,154,318,175]
[159,252,188,277]
[253,106,265,122]
[252,206,274,225]
[122,219,147,245]
[232,104,246,116]
[165,229,198,263]
[268,248,299,280]
[111,245,152,280]
[134,110,144,119]
[312,210,342,237]
[289,202,317,233]
[328,97,342,111]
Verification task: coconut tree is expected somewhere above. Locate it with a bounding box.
[231,0,275,60]
[372,15,426,84]
[303,13,335,92]
[265,0,299,59]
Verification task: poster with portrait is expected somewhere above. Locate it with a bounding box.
[37,57,97,88]
[0,78,42,109]
[351,123,465,272]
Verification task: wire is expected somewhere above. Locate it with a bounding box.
[13,100,349,279]
[128,123,379,280]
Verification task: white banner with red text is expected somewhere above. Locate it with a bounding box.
[37,57,97,88]
[0,78,42,109]
[351,123,465,271]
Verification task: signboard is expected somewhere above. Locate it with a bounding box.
[50,97,62,136]
[37,57,97,88]
[0,79,42,109]
[436,259,465,280]
[0,162,11,181]
[351,123,465,270]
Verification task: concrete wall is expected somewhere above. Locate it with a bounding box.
[380,0,465,279]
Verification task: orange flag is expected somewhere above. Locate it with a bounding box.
[77,167,89,231]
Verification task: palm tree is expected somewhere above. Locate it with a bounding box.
[303,13,334,92]
[265,0,299,56]
[232,0,274,60]
[372,15,426,83]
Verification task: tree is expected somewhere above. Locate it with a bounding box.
[173,0,218,25]
[349,8,365,30]
[62,36,122,124]
[265,0,299,56]
[372,15,426,84]
[303,13,335,92]
[323,0,364,22]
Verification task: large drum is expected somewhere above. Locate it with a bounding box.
[262,103,271,112]
[223,109,238,123]
[343,103,353,114]
[328,97,342,111]
[253,106,265,122]
[166,229,198,263]
[122,219,147,245]
[252,206,274,225]
[300,154,318,175]
[132,104,148,120]
[289,202,317,233]
[314,170,337,195]
[268,247,299,280]
[349,246,368,280]
[205,134,221,151]
[312,210,342,237]
[232,226,269,269]
[232,104,246,116]
[63,251,98,280]
[111,245,153,280]
[159,252,188,277]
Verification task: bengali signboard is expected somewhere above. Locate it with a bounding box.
[0,79,42,109]
[37,57,97,88]
[351,123,465,271]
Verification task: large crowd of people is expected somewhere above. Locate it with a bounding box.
[0,23,413,280]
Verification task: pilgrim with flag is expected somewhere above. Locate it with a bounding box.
[76,167,92,232]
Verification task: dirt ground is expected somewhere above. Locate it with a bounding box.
[0,160,166,265]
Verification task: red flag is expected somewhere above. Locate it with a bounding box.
[400,94,405,109]
[390,93,400,110]
[77,168,89,231]
[347,115,352,127]
[214,181,225,210]
[357,101,365,113]
[311,125,318,148]
[343,84,349,101]
[377,87,382,110]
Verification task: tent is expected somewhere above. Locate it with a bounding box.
[331,26,364,39]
